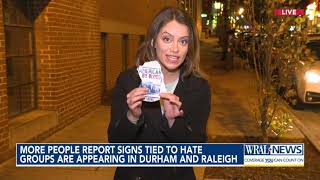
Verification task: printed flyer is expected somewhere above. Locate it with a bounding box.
[137,61,166,102]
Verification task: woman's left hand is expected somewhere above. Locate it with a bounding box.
[160,93,184,122]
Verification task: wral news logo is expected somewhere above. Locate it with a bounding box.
[244,144,304,155]
[243,144,304,167]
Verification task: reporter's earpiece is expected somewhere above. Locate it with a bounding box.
[151,39,154,47]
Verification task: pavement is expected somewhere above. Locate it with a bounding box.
[0,37,314,180]
[0,106,116,180]
[283,104,320,152]
[200,37,304,143]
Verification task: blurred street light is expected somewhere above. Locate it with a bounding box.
[306,2,316,20]
[201,13,208,18]
[214,2,222,10]
[238,7,244,15]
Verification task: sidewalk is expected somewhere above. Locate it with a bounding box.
[0,37,305,180]
[200,37,303,143]
[0,106,116,180]
[201,38,320,179]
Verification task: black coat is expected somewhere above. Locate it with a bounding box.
[108,68,211,180]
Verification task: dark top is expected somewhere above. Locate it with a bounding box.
[108,68,211,180]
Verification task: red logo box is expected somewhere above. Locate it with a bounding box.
[274,9,305,16]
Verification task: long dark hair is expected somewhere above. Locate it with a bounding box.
[136,7,203,78]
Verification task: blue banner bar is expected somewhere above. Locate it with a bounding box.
[16,143,304,167]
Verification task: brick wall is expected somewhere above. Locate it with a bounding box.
[105,34,123,91]
[0,0,9,156]
[127,35,140,68]
[99,0,178,93]
[103,34,140,94]
[100,0,177,32]
[34,0,101,124]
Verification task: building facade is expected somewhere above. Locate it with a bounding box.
[0,0,201,162]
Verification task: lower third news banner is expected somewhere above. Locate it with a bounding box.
[16,143,304,167]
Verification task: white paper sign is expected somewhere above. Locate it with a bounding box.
[137,61,166,102]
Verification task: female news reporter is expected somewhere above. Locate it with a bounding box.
[108,7,211,180]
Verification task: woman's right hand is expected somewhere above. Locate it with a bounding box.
[126,87,148,123]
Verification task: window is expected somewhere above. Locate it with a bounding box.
[3,0,36,117]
